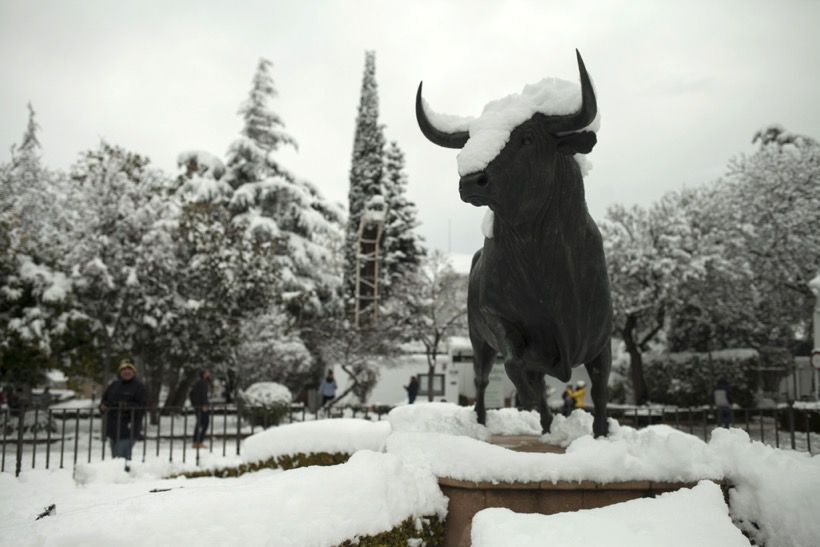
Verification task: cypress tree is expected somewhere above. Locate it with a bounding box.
[344,51,386,308]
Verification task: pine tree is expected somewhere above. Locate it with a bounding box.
[344,51,386,307]
[224,58,297,190]
[381,141,425,295]
[225,58,344,321]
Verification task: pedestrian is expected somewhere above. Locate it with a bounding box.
[714,378,733,427]
[318,370,337,407]
[39,386,53,409]
[189,370,210,449]
[404,376,419,404]
[562,384,575,416]
[99,359,148,466]
[570,380,586,410]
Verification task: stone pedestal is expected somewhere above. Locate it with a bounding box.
[438,436,727,547]
[440,476,715,547]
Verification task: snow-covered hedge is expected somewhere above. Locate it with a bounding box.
[239,382,292,426]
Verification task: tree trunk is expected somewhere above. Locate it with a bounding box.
[164,369,198,412]
[622,314,648,405]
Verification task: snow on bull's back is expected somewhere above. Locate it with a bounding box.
[423,76,601,177]
[242,418,391,462]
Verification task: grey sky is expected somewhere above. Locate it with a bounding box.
[2,0,819,256]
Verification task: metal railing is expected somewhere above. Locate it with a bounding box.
[2,403,816,476]
[1,402,391,476]
[607,403,818,453]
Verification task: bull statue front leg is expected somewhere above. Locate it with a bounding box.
[584,346,612,438]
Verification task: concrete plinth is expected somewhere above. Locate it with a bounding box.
[438,436,725,547]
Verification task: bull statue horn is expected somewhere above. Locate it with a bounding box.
[546,49,598,133]
[415,82,470,149]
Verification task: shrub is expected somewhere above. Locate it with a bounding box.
[643,350,759,407]
[239,382,292,427]
[338,515,446,547]
[170,451,351,479]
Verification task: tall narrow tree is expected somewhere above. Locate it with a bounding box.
[345,51,386,307]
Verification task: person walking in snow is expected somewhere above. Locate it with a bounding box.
[562,384,575,416]
[318,370,337,407]
[189,370,210,449]
[570,380,586,410]
[713,378,733,427]
[404,376,419,404]
[99,359,148,464]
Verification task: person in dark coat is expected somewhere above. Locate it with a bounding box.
[99,359,148,463]
[189,370,210,448]
[714,377,733,427]
[404,376,419,404]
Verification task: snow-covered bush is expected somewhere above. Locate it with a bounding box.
[239,382,292,426]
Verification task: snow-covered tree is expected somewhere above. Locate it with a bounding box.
[224,58,296,189]
[0,107,81,389]
[388,250,467,401]
[344,50,386,307]
[665,127,819,355]
[602,188,735,404]
[729,126,820,344]
[381,141,426,296]
[225,59,344,325]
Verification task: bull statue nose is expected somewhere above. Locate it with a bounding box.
[459,171,489,191]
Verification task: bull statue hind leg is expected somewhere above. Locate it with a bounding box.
[584,344,612,438]
[471,338,497,426]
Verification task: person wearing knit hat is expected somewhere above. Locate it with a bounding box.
[99,358,148,467]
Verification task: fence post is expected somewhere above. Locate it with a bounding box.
[236,399,242,456]
[15,407,25,477]
[2,409,8,472]
[46,409,52,469]
[73,410,81,466]
[788,401,796,450]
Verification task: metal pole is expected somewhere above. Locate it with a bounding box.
[788,401,796,450]
[87,407,94,464]
[806,410,812,454]
[60,409,67,468]
[222,403,227,458]
[169,411,175,462]
[46,409,52,469]
[32,407,38,469]
[2,409,8,472]
[73,410,81,465]
[236,398,242,456]
[15,406,25,477]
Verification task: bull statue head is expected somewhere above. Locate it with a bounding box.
[416,50,599,227]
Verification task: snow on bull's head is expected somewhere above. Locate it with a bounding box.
[416,50,600,228]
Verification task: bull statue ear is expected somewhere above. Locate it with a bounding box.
[556,131,597,155]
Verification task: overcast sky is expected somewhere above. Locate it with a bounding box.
[2,0,819,256]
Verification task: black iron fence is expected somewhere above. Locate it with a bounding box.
[2,403,817,476]
[608,403,819,453]
[1,402,390,476]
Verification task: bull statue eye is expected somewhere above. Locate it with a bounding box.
[521,135,533,146]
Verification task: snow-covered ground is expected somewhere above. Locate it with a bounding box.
[1,403,819,546]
